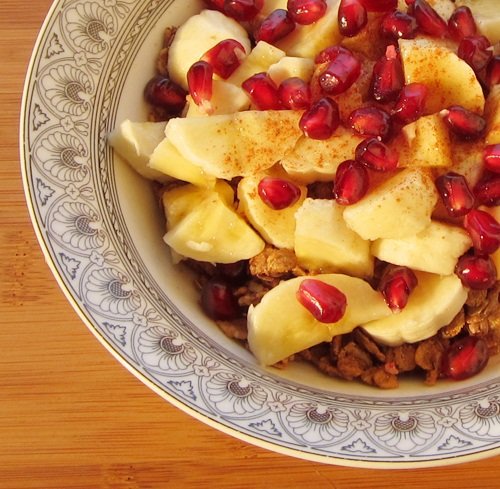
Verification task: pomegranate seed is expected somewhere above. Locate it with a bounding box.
[378,265,418,311]
[486,56,500,88]
[299,97,340,139]
[201,278,241,320]
[314,45,351,64]
[223,0,263,21]
[287,0,327,25]
[355,137,399,171]
[201,39,246,79]
[242,72,281,110]
[296,279,347,323]
[359,0,397,12]
[204,0,225,11]
[187,61,214,113]
[380,10,418,41]
[456,253,497,289]
[338,0,368,38]
[484,144,500,174]
[318,48,361,95]
[441,336,489,381]
[334,159,369,205]
[348,106,392,140]
[278,77,312,110]
[463,208,500,255]
[371,45,405,103]
[413,0,448,38]
[458,35,492,73]
[435,172,475,218]
[391,82,428,124]
[441,106,486,140]
[257,177,301,210]
[474,173,500,207]
[448,6,477,42]
[254,9,295,44]
[144,75,187,115]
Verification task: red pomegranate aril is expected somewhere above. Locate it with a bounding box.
[463,208,500,255]
[144,75,187,115]
[201,39,246,79]
[338,0,368,38]
[441,105,486,140]
[455,253,497,289]
[299,96,340,139]
[391,82,428,124]
[254,9,295,44]
[223,0,263,21]
[448,6,477,42]
[257,176,302,210]
[278,77,312,110]
[187,61,214,113]
[318,49,361,95]
[486,56,500,88]
[474,173,500,207]
[359,0,397,12]
[204,0,225,11]
[348,106,392,140]
[334,159,369,205]
[315,44,352,64]
[380,10,418,41]
[412,0,448,38]
[242,72,281,110]
[484,144,500,174]
[441,336,489,381]
[371,45,405,103]
[378,265,418,311]
[287,0,327,25]
[355,137,399,171]
[435,172,475,217]
[458,35,492,73]
[296,279,347,323]
[201,278,241,320]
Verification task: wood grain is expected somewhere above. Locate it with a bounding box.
[1,1,499,487]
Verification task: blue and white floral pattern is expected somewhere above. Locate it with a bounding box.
[21,0,500,467]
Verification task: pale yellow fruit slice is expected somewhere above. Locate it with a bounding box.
[343,168,439,241]
[247,274,392,366]
[295,199,374,278]
[226,41,285,88]
[281,126,364,184]
[399,113,453,168]
[456,0,500,43]
[164,191,265,263]
[108,119,169,182]
[165,110,303,180]
[275,0,342,59]
[362,272,468,346]
[237,169,307,250]
[185,80,250,117]
[162,181,234,229]
[268,56,315,86]
[167,9,251,90]
[485,85,500,145]
[372,221,472,275]
[399,38,485,114]
[149,138,215,187]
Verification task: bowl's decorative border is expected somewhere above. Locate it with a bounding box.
[21,0,500,466]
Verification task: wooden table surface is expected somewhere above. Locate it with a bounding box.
[2,1,500,487]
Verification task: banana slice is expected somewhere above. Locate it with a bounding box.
[247,274,392,366]
[362,272,468,346]
[456,0,500,44]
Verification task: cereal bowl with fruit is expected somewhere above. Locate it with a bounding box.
[21,0,500,467]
